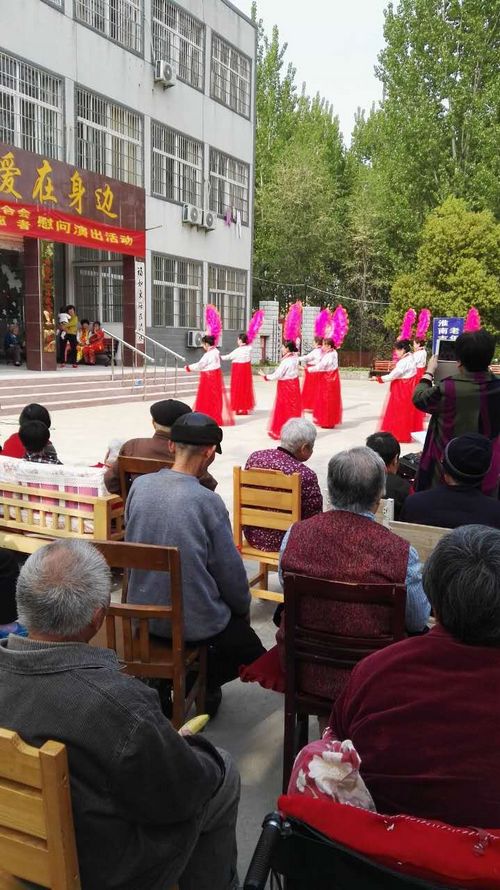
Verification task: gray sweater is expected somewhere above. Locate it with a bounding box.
[125,468,250,640]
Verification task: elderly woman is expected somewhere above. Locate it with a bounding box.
[330,524,500,827]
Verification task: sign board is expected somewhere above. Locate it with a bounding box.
[432,317,464,353]
[135,260,146,346]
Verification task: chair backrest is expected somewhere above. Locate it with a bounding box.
[233,467,302,549]
[91,541,184,666]
[117,455,172,502]
[0,728,80,888]
[283,573,406,711]
[374,497,394,525]
[388,521,449,565]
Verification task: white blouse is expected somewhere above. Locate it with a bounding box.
[309,349,338,372]
[221,345,252,364]
[381,353,416,383]
[413,348,427,369]
[265,354,300,381]
[188,347,221,372]
[299,347,323,366]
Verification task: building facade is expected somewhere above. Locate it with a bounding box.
[1,0,256,366]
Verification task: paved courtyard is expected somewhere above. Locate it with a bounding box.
[0,375,418,877]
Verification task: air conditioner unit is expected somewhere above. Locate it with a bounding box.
[154,59,176,88]
[202,210,217,231]
[187,330,204,348]
[182,203,202,226]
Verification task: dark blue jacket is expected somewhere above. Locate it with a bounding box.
[401,483,500,530]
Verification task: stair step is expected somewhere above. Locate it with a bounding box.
[0,381,196,405]
[0,386,198,415]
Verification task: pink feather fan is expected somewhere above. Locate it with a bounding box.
[205,304,222,345]
[416,308,431,341]
[332,305,349,348]
[398,308,417,341]
[314,308,332,339]
[464,307,481,332]
[246,309,265,344]
[284,301,303,343]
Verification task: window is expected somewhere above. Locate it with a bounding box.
[0,51,63,159]
[42,0,64,8]
[152,254,202,328]
[76,87,143,186]
[208,265,247,330]
[152,1,204,91]
[151,122,202,206]
[73,248,123,323]
[211,34,251,118]
[74,0,143,53]
[209,149,249,224]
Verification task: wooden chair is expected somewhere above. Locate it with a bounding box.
[91,541,206,730]
[388,520,450,564]
[282,573,406,791]
[0,728,80,889]
[374,497,394,525]
[233,467,301,603]
[117,455,172,502]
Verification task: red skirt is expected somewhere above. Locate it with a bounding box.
[313,371,342,429]
[379,377,416,443]
[230,362,255,414]
[301,368,319,412]
[268,378,302,440]
[194,369,235,427]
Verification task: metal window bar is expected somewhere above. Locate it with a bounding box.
[211,35,250,117]
[152,254,202,328]
[76,88,143,185]
[74,260,123,323]
[151,123,202,204]
[0,52,63,159]
[208,265,247,330]
[209,149,249,223]
[74,0,143,52]
[152,0,204,90]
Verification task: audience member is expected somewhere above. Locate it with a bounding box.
[401,434,500,529]
[20,421,62,464]
[3,323,22,366]
[126,412,265,715]
[366,431,411,519]
[104,399,217,494]
[60,304,79,368]
[330,525,500,827]
[0,540,240,890]
[0,549,26,638]
[1,404,59,461]
[244,418,323,551]
[414,329,500,495]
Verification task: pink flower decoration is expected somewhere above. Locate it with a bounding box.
[205,304,222,345]
[464,307,481,331]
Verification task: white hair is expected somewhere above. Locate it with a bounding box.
[16,540,111,636]
[327,447,386,513]
[280,418,317,455]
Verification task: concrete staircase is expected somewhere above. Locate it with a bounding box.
[0,367,198,416]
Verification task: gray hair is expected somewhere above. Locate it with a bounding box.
[16,540,111,636]
[280,418,317,454]
[327,446,386,513]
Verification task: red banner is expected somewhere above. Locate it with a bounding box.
[0,200,145,257]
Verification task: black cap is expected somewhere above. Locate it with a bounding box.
[170,412,223,453]
[442,433,492,485]
[150,400,191,428]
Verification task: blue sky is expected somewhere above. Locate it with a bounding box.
[233,0,389,144]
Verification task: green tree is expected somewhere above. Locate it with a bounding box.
[387,197,500,335]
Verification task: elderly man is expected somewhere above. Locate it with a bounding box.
[366,431,411,520]
[0,540,240,890]
[104,399,217,493]
[244,417,323,552]
[330,525,500,827]
[414,329,500,495]
[126,412,265,715]
[402,433,500,529]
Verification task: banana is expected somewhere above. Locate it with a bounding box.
[180,714,210,734]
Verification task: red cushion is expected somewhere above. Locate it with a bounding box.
[278,795,500,888]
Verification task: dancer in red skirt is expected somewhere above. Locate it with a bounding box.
[299,336,324,411]
[310,338,342,428]
[260,341,302,440]
[186,336,234,426]
[375,339,417,443]
[221,333,255,415]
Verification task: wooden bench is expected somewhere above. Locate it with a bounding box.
[388,520,450,564]
[369,359,396,378]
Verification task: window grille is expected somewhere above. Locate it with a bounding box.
[208,265,247,330]
[211,35,251,118]
[209,148,249,224]
[74,0,143,53]
[76,87,143,186]
[151,122,202,205]
[152,254,202,328]
[0,51,63,159]
[42,0,64,8]
[73,248,123,323]
[152,1,204,90]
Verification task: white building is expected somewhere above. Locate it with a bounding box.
[2,0,256,358]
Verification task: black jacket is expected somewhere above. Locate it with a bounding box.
[400,483,500,530]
